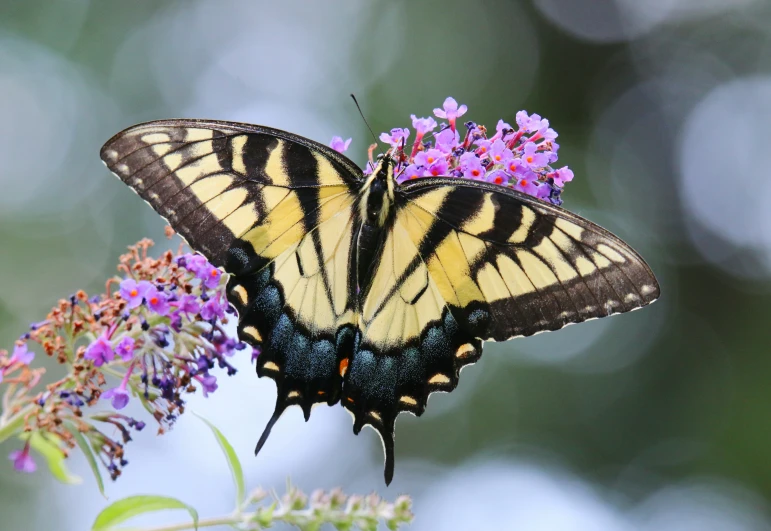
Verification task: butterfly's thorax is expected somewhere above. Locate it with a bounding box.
[355,158,396,298]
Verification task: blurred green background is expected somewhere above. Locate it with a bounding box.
[2,1,771,529]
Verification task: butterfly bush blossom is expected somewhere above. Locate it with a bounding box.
[0,236,245,480]
[330,96,574,205]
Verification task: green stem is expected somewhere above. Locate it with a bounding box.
[130,515,240,531]
[0,403,36,444]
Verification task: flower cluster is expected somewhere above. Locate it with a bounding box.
[0,237,248,480]
[330,96,574,205]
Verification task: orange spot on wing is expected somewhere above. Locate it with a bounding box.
[339,358,349,377]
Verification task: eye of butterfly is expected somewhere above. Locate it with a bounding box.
[101,119,660,485]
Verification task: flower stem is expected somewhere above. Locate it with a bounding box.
[0,403,35,444]
[129,515,237,531]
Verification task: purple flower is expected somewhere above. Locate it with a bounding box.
[459,152,485,181]
[197,265,223,289]
[493,119,513,140]
[102,362,135,409]
[414,149,445,168]
[84,332,115,367]
[521,142,550,169]
[535,182,552,200]
[379,128,410,148]
[486,169,509,186]
[514,173,540,196]
[10,343,34,365]
[489,139,514,165]
[183,254,209,275]
[8,444,36,473]
[329,136,352,153]
[425,159,449,177]
[434,128,460,152]
[119,279,151,310]
[198,374,218,397]
[433,97,467,131]
[145,287,170,316]
[553,166,574,186]
[505,158,524,176]
[176,294,200,315]
[410,115,438,138]
[102,386,130,409]
[115,337,135,362]
[516,111,547,133]
[200,297,227,321]
[475,139,492,157]
[397,164,422,183]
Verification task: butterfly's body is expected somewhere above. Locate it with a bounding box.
[102,119,660,485]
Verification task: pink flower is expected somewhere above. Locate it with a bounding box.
[414,149,445,168]
[397,164,422,183]
[329,136,352,153]
[514,172,540,196]
[10,343,34,366]
[410,115,438,137]
[115,337,135,362]
[379,128,410,149]
[459,152,485,181]
[486,169,509,186]
[489,139,514,164]
[433,97,467,131]
[434,128,460,153]
[102,362,135,410]
[144,287,170,316]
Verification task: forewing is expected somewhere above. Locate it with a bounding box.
[101,119,362,435]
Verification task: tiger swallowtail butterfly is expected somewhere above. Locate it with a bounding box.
[101,119,660,485]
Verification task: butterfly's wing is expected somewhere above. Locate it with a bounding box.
[101,119,362,437]
[345,177,660,484]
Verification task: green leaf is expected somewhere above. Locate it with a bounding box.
[92,495,199,531]
[64,421,106,497]
[28,431,82,485]
[193,412,245,506]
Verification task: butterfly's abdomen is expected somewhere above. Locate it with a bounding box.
[355,221,384,297]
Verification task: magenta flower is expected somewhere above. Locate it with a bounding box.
[397,164,422,183]
[486,169,509,186]
[329,136,352,153]
[145,287,170,316]
[10,343,34,366]
[8,444,36,473]
[84,332,115,367]
[410,115,438,137]
[414,149,445,168]
[553,166,574,186]
[379,128,410,149]
[489,139,514,165]
[521,142,550,169]
[119,279,151,310]
[115,337,135,362]
[536,182,552,200]
[433,97,467,131]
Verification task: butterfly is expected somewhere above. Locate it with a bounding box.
[101,119,660,485]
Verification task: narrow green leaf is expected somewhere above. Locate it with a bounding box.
[64,421,106,497]
[28,431,82,485]
[193,412,245,506]
[92,495,199,531]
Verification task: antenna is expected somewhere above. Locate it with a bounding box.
[350,94,379,147]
